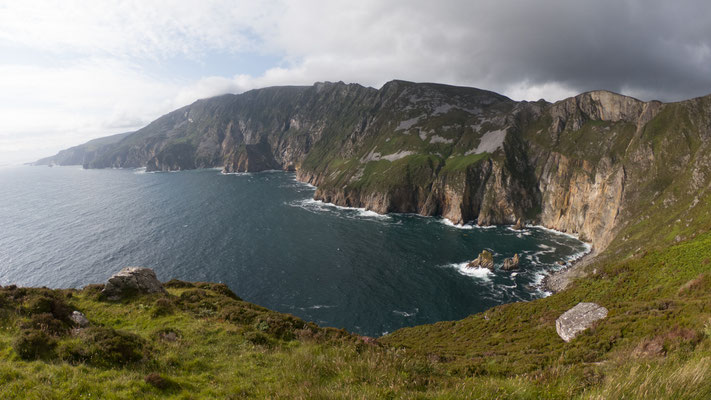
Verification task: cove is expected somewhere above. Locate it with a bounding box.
[0,166,588,336]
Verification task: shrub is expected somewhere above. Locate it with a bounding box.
[0,291,12,309]
[81,284,105,299]
[244,331,271,346]
[254,315,306,341]
[151,298,175,318]
[163,279,194,289]
[195,282,241,300]
[22,292,71,321]
[144,373,176,390]
[60,326,148,367]
[21,313,69,336]
[13,329,56,360]
[219,305,259,325]
[178,289,210,304]
[178,289,219,316]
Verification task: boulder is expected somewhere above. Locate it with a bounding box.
[101,267,165,300]
[502,254,520,271]
[556,302,608,342]
[513,218,525,230]
[467,250,494,270]
[70,311,90,327]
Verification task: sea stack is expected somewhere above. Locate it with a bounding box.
[467,250,495,270]
[502,254,520,271]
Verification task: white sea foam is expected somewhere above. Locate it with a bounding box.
[393,308,419,317]
[528,224,586,242]
[447,262,493,281]
[531,271,554,297]
[560,243,593,266]
[221,171,252,176]
[358,209,385,218]
[293,198,391,220]
[440,218,495,230]
[308,305,335,310]
[441,218,474,229]
[292,176,317,189]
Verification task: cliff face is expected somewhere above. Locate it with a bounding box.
[37,81,711,253]
[33,131,133,166]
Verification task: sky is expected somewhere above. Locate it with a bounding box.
[1,0,710,165]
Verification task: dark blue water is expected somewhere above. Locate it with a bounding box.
[0,166,588,336]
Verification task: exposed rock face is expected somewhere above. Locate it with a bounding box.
[101,267,165,300]
[39,81,711,257]
[534,152,625,249]
[467,250,494,270]
[223,141,281,173]
[556,302,608,342]
[513,218,524,230]
[502,254,520,271]
[70,311,89,327]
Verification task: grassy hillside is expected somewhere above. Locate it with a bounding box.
[3,228,711,399]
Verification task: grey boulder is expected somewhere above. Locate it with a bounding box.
[70,311,90,327]
[556,302,608,342]
[101,267,165,300]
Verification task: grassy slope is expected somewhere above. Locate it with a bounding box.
[0,282,580,399]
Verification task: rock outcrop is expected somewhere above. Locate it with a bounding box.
[502,254,520,271]
[70,311,89,327]
[467,250,494,270]
[556,302,608,342]
[101,267,165,300]
[513,218,524,230]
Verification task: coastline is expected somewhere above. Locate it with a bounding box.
[292,169,597,295]
[40,166,596,296]
[542,249,597,293]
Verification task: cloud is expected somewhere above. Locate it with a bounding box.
[0,59,179,164]
[176,0,711,102]
[2,0,711,164]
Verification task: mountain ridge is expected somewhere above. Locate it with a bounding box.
[35,81,711,259]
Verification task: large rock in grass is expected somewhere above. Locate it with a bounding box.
[102,267,165,300]
[556,302,608,342]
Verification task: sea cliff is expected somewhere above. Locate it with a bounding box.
[36,81,711,257]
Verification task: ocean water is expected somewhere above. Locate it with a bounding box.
[0,166,588,336]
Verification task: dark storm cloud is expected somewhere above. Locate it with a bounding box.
[418,0,711,101]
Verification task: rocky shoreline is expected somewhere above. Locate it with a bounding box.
[542,250,596,293]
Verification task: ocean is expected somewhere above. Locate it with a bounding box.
[0,166,588,336]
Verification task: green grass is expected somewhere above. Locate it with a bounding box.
[441,152,490,173]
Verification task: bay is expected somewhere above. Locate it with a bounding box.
[0,166,587,336]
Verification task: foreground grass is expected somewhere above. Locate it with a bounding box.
[2,232,711,398]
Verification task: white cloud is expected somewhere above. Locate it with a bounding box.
[503,81,579,103]
[1,0,710,165]
[0,0,277,59]
[0,59,179,164]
